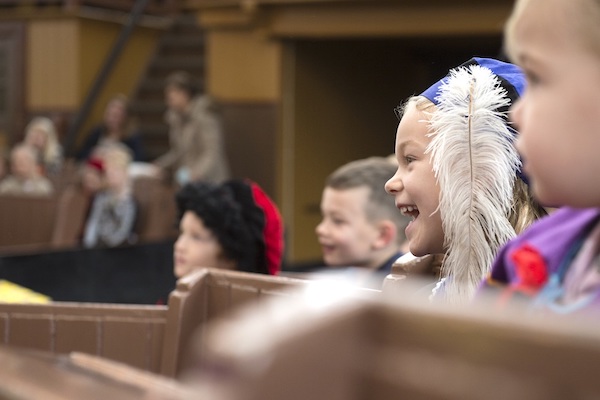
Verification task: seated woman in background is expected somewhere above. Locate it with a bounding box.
[0,143,53,196]
[174,179,283,278]
[76,94,144,162]
[23,116,63,177]
[82,143,137,248]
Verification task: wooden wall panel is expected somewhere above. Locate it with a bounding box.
[206,30,282,101]
[219,102,278,199]
[27,19,79,109]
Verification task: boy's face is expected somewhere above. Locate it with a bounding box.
[385,103,445,257]
[316,186,383,268]
[173,211,233,278]
[508,0,600,207]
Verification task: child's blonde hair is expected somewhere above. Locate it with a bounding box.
[98,142,132,170]
[506,0,600,59]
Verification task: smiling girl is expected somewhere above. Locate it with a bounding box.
[385,58,546,304]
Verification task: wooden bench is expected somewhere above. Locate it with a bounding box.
[0,268,310,377]
[183,287,600,399]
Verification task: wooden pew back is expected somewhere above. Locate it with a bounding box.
[183,291,600,399]
[0,195,58,250]
[160,269,311,376]
[0,269,310,377]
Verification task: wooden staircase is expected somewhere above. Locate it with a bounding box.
[130,12,206,161]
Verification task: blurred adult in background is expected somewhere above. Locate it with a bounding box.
[153,71,230,186]
[24,116,63,177]
[76,94,145,162]
[0,144,53,196]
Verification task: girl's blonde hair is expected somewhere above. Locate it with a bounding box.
[24,116,62,166]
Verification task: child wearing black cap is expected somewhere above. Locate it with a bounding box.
[385,57,546,304]
[173,179,284,278]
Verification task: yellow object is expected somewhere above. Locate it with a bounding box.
[0,280,51,304]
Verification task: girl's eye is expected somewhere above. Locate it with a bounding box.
[404,155,416,164]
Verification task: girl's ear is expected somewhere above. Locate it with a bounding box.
[372,220,397,250]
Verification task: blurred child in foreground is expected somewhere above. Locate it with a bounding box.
[477,0,600,315]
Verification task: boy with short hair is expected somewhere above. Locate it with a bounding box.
[315,156,410,288]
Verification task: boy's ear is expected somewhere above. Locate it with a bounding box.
[373,220,397,249]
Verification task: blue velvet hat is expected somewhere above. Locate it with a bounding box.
[420,57,528,184]
[421,57,526,108]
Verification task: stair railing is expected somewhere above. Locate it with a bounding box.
[63,0,154,157]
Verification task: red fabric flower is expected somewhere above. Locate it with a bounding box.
[510,244,549,290]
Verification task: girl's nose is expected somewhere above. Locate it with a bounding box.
[385,172,403,195]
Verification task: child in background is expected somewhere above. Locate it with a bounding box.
[0,144,53,196]
[82,143,137,248]
[385,57,545,304]
[315,156,411,289]
[174,179,283,278]
[52,157,106,248]
[23,116,63,176]
[478,0,600,314]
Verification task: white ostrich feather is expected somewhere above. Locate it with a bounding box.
[426,65,521,304]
